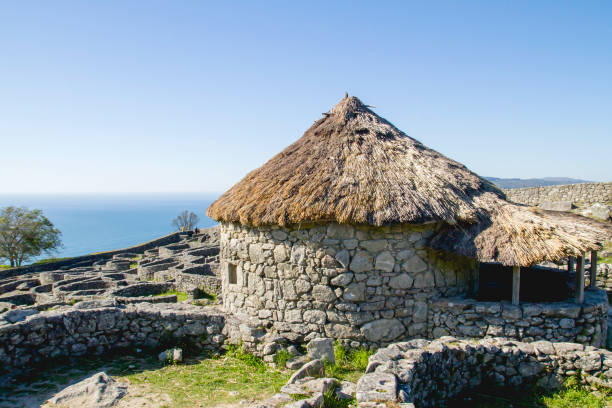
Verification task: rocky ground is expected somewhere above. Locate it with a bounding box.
[0,228,221,319]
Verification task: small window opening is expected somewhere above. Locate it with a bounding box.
[228,263,237,284]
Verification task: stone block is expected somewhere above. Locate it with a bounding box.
[307,338,335,364]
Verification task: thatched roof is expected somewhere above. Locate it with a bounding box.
[430,194,612,266]
[207,95,612,266]
[208,95,504,227]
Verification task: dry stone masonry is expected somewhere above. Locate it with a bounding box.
[503,182,612,207]
[220,222,609,350]
[358,336,612,407]
[220,222,478,348]
[0,228,221,315]
[428,288,608,347]
[0,301,225,372]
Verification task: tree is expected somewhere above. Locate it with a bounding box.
[172,210,200,231]
[0,206,62,267]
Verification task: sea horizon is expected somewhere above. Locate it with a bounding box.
[0,192,220,263]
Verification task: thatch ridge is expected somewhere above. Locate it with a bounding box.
[207,96,504,227]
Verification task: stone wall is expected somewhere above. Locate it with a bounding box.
[220,222,477,347]
[357,337,612,408]
[503,182,612,206]
[593,263,612,294]
[0,231,186,280]
[428,288,608,347]
[0,302,226,373]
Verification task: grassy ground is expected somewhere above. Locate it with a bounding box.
[324,342,374,383]
[154,290,189,302]
[0,348,290,408]
[447,382,611,408]
[120,352,290,407]
[599,242,612,264]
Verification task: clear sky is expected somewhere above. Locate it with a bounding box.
[1,1,610,193]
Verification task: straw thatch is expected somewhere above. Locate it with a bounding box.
[208,96,504,227]
[207,95,612,266]
[430,195,612,266]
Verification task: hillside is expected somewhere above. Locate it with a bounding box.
[486,177,591,189]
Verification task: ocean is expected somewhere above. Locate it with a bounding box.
[0,193,219,262]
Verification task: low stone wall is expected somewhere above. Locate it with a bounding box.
[428,289,608,347]
[357,337,612,408]
[173,267,222,295]
[0,303,226,372]
[503,182,612,206]
[594,263,612,295]
[0,231,185,280]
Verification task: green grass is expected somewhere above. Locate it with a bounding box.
[599,242,612,264]
[33,257,71,265]
[324,342,375,383]
[447,382,611,408]
[0,264,10,269]
[129,262,138,269]
[323,385,357,408]
[155,290,189,302]
[273,349,292,368]
[0,350,290,408]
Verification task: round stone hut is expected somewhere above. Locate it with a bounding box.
[207,96,612,348]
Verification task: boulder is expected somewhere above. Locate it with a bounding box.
[581,203,611,220]
[361,318,405,342]
[307,338,335,364]
[158,348,183,364]
[288,359,325,384]
[46,372,127,408]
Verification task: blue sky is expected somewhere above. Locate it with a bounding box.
[1,1,610,193]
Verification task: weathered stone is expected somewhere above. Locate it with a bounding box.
[413,271,435,288]
[360,240,387,252]
[330,272,354,287]
[402,255,427,273]
[350,251,373,273]
[335,250,350,269]
[327,224,354,239]
[288,359,325,384]
[307,338,335,364]
[361,319,405,342]
[312,285,336,302]
[304,310,327,325]
[389,273,414,289]
[356,373,397,404]
[46,372,128,408]
[343,283,366,302]
[274,245,288,263]
[158,348,183,364]
[375,251,395,272]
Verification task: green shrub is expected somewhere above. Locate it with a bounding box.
[225,343,265,371]
[323,385,356,408]
[273,349,291,368]
[324,342,375,382]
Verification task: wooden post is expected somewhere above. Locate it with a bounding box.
[512,265,520,306]
[590,251,598,289]
[567,256,575,282]
[575,254,585,303]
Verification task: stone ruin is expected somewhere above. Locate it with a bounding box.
[0,228,221,317]
[1,226,612,407]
